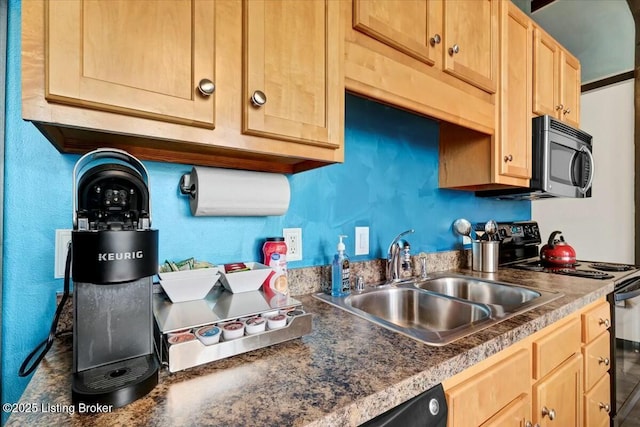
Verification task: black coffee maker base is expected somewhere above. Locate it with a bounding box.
[72,354,159,410]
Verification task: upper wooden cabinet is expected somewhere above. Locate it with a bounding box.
[46,1,216,129]
[22,0,344,174]
[496,1,532,182]
[352,0,441,67]
[533,26,581,128]
[439,0,531,190]
[442,0,498,94]
[345,0,496,135]
[243,0,342,148]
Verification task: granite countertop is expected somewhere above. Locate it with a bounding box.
[6,267,622,427]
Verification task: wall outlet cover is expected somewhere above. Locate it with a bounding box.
[283,228,303,261]
[55,229,72,279]
[355,226,369,256]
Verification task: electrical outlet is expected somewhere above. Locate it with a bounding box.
[55,229,72,279]
[283,228,302,261]
[355,226,369,255]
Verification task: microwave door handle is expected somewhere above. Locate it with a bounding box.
[579,146,595,194]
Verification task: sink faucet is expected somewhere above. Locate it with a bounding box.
[387,229,415,282]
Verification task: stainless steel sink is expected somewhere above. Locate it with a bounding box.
[414,276,541,310]
[314,274,562,346]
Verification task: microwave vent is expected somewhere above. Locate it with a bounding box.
[549,118,591,145]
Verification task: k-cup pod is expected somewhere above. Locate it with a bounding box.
[167,328,191,338]
[266,314,287,330]
[195,325,221,345]
[245,317,267,335]
[222,321,245,340]
[167,332,196,345]
[285,309,306,323]
[261,310,280,318]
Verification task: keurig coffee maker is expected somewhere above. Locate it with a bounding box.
[71,148,159,407]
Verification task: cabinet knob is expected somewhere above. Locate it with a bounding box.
[525,422,541,427]
[448,44,460,56]
[251,90,267,107]
[504,154,513,162]
[197,79,215,96]
[598,356,610,366]
[599,318,610,328]
[430,34,441,46]
[563,108,571,115]
[541,406,556,420]
[555,104,564,111]
[599,402,611,413]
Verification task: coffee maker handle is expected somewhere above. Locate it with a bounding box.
[72,148,152,228]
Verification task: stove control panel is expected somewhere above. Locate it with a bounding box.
[495,221,541,247]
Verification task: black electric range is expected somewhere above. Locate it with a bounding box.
[492,220,637,281]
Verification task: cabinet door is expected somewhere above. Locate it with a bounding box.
[533,353,583,427]
[560,51,581,128]
[446,349,530,426]
[498,2,531,180]
[443,0,498,93]
[584,373,611,427]
[352,0,441,67]
[481,393,532,427]
[243,0,342,148]
[47,0,215,128]
[582,331,610,392]
[532,27,560,118]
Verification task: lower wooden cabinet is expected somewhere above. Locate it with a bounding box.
[533,353,583,427]
[443,298,609,427]
[584,374,611,427]
[481,393,531,427]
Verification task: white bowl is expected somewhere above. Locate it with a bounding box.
[218,262,273,294]
[158,268,220,303]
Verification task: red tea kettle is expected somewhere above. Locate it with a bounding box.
[540,231,577,267]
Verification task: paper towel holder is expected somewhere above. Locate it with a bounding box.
[178,166,291,217]
[179,173,196,198]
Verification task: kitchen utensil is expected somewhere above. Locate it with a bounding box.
[484,220,498,241]
[472,240,500,272]
[453,218,473,240]
[540,231,576,267]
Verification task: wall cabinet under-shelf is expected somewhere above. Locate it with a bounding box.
[22,0,344,174]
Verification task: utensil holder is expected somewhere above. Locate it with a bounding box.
[472,241,500,272]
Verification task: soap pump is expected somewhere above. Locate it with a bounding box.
[331,235,351,297]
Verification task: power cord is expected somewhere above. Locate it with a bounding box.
[18,242,72,377]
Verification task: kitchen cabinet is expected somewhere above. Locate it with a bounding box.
[442,0,498,94]
[581,300,612,427]
[532,353,583,426]
[345,0,496,135]
[439,0,531,190]
[22,0,344,174]
[443,299,607,427]
[533,26,581,128]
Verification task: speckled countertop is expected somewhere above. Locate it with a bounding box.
[7,265,626,427]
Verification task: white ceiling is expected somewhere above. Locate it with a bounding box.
[526,0,635,84]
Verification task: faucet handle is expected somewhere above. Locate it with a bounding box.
[419,255,428,279]
[355,276,365,292]
[402,242,412,271]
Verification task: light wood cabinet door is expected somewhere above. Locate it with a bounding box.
[243,0,342,148]
[533,26,581,127]
[46,0,215,128]
[443,0,498,93]
[583,331,610,392]
[533,354,583,427]
[584,374,611,427]
[352,0,441,67]
[532,27,559,118]
[447,349,530,426]
[581,300,611,343]
[498,2,531,180]
[560,51,581,128]
[481,393,532,427]
[533,317,581,381]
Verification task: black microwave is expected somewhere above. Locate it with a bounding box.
[477,115,594,200]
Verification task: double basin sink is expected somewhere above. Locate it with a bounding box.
[314,274,562,346]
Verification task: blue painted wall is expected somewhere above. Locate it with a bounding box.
[1,0,530,415]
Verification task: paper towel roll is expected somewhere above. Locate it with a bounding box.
[180,167,290,216]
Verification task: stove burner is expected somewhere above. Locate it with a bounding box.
[589,263,635,272]
[551,269,614,280]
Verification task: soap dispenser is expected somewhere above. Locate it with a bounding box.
[331,235,351,297]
